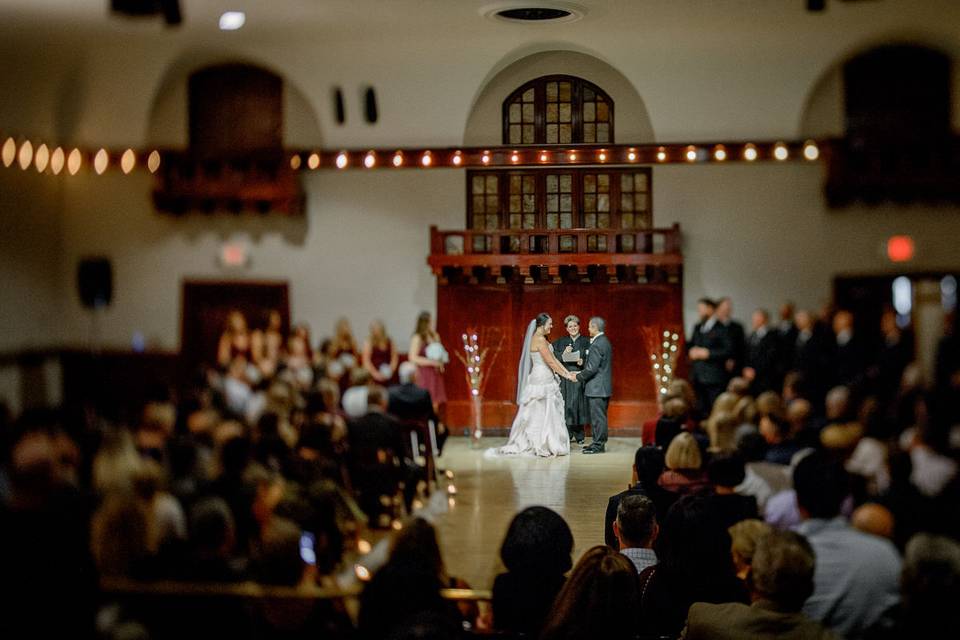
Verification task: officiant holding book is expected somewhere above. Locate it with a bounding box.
[553,314,591,445]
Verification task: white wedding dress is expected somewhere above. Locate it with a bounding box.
[497,351,570,458]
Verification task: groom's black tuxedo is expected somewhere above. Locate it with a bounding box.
[579,333,613,447]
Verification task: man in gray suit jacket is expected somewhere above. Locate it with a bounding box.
[577,316,612,454]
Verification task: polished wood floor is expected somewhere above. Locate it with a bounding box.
[432,436,642,589]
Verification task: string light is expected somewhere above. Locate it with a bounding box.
[803,140,819,161]
[120,149,136,174]
[50,147,65,175]
[289,154,302,170]
[18,140,33,170]
[510,151,519,163]
[67,148,82,175]
[743,143,758,161]
[452,151,462,166]
[656,147,667,162]
[364,151,376,168]
[598,149,607,162]
[568,151,577,161]
[539,151,549,163]
[773,142,789,161]
[393,151,404,167]
[307,153,320,170]
[421,151,432,167]
[1,137,15,167]
[713,145,727,161]
[335,152,348,169]
[481,151,490,165]
[685,146,698,162]
[34,144,49,173]
[147,150,161,173]
[93,148,108,174]
[627,148,637,162]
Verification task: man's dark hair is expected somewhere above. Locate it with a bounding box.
[793,453,849,519]
[736,431,768,462]
[190,497,235,554]
[500,506,574,575]
[750,530,816,611]
[698,297,717,308]
[654,416,684,449]
[616,495,657,547]
[707,453,746,488]
[633,446,666,488]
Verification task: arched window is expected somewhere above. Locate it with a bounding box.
[502,75,614,145]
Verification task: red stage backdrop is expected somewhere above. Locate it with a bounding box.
[436,281,683,432]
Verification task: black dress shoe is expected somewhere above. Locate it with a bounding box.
[582,444,605,454]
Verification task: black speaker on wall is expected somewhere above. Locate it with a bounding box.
[77,258,113,309]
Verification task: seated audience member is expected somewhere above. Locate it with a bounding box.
[179,497,247,582]
[794,453,901,639]
[492,506,574,636]
[904,420,958,498]
[222,356,255,418]
[683,530,838,640]
[641,495,748,638]
[358,518,463,640]
[90,492,154,578]
[734,432,791,513]
[540,545,641,640]
[886,533,960,639]
[605,446,673,549]
[614,495,659,573]
[729,519,772,580]
[706,409,739,454]
[388,361,447,454]
[342,368,374,419]
[658,432,711,496]
[283,333,315,390]
[705,454,759,529]
[850,502,895,541]
[760,409,801,466]
[786,397,818,448]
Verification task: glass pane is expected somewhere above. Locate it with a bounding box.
[635,173,648,190]
[523,194,535,212]
[622,235,635,251]
[559,125,572,144]
[597,124,609,143]
[522,103,534,123]
[509,195,521,212]
[509,214,520,228]
[472,216,484,230]
[620,174,633,191]
[473,237,487,252]
[583,86,595,101]
[583,102,596,122]
[560,194,572,212]
[585,213,596,228]
[546,82,558,101]
[622,213,635,228]
[486,175,498,192]
[510,175,521,191]
[522,125,534,144]
[635,193,648,210]
[486,195,498,211]
[560,213,572,228]
[509,103,521,123]
[598,194,609,212]
[509,125,521,144]
[546,103,558,123]
[584,174,596,192]
[546,174,558,192]
[621,193,634,211]
[523,175,535,192]
[560,175,572,192]
[587,236,597,251]
[559,103,572,123]
[583,123,596,143]
[472,176,485,193]
[546,194,558,211]
[523,214,535,228]
[486,214,498,228]
[523,88,535,102]
[546,213,558,229]
[584,194,596,212]
[598,236,607,251]
[597,101,609,121]
[598,214,610,228]
[559,82,571,101]
[546,124,558,144]
[598,174,609,191]
[473,196,485,213]
[560,236,574,251]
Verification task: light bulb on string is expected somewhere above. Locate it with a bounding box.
[147,150,161,173]
[50,147,65,175]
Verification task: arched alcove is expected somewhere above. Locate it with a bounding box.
[463,49,653,146]
[146,51,323,149]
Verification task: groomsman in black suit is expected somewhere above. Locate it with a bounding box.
[688,298,734,417]
[743,309,781,395]
[792,310,832,405]
[717,297,746,377]
[831,310,867,389]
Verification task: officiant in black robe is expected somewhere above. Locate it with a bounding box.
[553,315,591,444]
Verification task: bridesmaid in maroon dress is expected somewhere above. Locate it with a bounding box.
[408,311,447,415]
[217,310,253,368]
[362,319,399,385]
[330,317,360,395]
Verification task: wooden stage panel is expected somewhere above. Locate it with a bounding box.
[437,281,682,429]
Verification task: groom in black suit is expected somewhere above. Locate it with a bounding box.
[577,316,613,454]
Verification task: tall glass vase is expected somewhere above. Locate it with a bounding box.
[470,393,483,447]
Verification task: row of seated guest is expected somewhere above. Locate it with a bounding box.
[687,297,923,421]
[216,309,448,419]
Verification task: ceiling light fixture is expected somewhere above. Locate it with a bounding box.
[219,11,246,31]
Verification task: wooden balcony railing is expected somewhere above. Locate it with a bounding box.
[427,224,682,276]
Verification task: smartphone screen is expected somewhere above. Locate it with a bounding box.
[299,531,316,565]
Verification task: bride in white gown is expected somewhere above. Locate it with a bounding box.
[497,313,577,458]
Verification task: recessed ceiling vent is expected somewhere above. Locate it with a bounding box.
[484,3,584,24]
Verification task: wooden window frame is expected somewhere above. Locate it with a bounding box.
[501,75,615,146]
